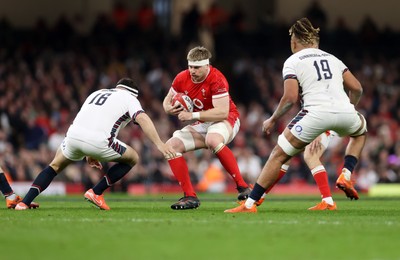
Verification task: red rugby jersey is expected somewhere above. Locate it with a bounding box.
[171,66,239,126]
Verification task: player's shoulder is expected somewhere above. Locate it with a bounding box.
[172,70,190,87]
[284,50,306,66]
[208,66,227,82]
[86,88,110,99]
[209,65,223,75]
[172,70,190,91]
[113,88,140,103]
[174,70,190,81]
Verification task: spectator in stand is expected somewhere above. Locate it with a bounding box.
[181,3,201,45]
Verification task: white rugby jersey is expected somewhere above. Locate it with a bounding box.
[67,88,144,142]
[283,48,356,113]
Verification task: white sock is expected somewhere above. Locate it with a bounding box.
[260,193,266,199]
[322,197,334,205]
[342,168,351,180]
[6,193,17,200]
[244,198,256,209]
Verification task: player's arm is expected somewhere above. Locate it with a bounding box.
[163,89,183,116]
[306,134,323,156]
[202,94,229,121]
[135,113,176,158]
[86,157,103,169]
[262,78,298,134]
[272,78,299,120]
[188,95,229,122]
[343,70,363,106]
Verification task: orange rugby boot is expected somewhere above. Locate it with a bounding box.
[308,201,337,210]
[224,203,257,213]
[6,195,22,209]
[7,195,39,209]
[15,202,29,210]
[336,171,359,200]
[84,189,110,210]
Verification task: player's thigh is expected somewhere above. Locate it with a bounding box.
[334,112,367,137]
[288,110,330,143]
[50,146,74,172]
[206,119,239,145]
[65,137,135,165]
[170,124,207,152]
[61,137,86,161]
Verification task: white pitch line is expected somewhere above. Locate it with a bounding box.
[36,218,399,226]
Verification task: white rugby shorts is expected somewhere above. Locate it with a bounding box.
[288,109,364,143]
[61,136,126,161]
[172,119,240,151]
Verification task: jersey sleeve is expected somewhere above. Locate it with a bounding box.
[129,97,145,123]
[337,58,348,74]
[282,57,298,81]
[211,72,229,99]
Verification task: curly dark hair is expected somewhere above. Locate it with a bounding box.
[289,17,320,46]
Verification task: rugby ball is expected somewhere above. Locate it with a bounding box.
[171,93,193,112]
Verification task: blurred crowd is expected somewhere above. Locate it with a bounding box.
[0,1,399,192]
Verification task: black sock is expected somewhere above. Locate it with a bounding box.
[92,163,132,195]
[344,155,358,173]
[22,166,57,205]
[249,183,266,201]
[0,172,13,196]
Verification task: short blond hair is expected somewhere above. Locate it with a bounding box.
[187,46,212,61]
[289,17,320,46]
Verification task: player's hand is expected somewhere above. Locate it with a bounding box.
[177,111,193,121]
[308,135,322,155]
[262,118,276,135]
[86,156,103,170]
[166,102,184,116]
[157,143,177,160]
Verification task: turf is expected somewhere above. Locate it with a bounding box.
[1,194,399,260]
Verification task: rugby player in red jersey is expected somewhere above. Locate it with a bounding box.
[163,46,251,210]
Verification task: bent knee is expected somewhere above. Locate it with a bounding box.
[121,148,139,166]
[205,138,221,151]
[170,131,194,152]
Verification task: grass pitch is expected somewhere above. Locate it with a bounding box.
[1,193,399,260]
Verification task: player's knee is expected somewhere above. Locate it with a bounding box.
[171,130,195,152]
[207,124,230,146]
[122,148,139,166]
[166,137,186,153]
[205,136,221,151]
[131,152,139,166]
